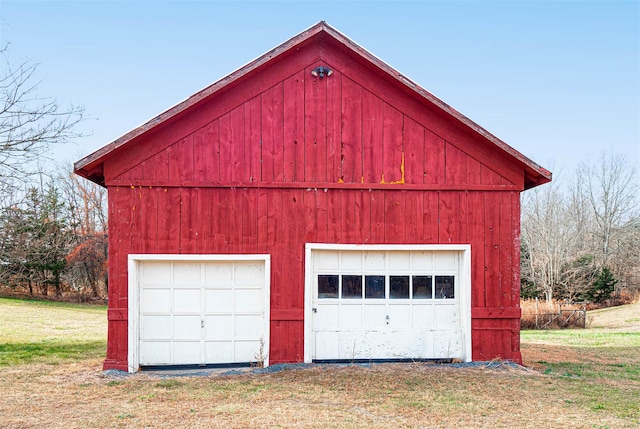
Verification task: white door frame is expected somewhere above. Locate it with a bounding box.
[303,243,471,363]
[128,254,271,373]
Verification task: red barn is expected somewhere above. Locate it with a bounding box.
[75,22,551,372]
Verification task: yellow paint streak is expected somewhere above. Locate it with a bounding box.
[361,176,364,184]
[379,174,386,184]
[338,177,344,183]
[389,152,406,185]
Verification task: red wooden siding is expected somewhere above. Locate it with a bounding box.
[104,39,523,191]
[92,29,542,371]
[104,187,522,368]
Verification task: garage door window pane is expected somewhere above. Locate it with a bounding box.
[390,276,409,299]
[318,275,338,299]
[412,276,433,299]
[435,276,455,299]
[342,275,362,299]
[365,275,385,299]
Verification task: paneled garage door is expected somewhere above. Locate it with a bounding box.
[305,245,470,362]
[128,255,270,372]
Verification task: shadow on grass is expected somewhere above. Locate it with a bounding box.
[0,340,106,366]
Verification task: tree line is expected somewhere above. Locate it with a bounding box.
[0,47,107,300]
[0,172,107,299]
[521,154,639,304]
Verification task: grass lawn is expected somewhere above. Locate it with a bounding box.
[0,298,638,428]
[0,297,107,366]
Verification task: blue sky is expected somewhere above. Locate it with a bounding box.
[1,0,638,180]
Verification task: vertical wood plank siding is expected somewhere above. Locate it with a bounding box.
[107,187,522,366]
[101,46,526,369]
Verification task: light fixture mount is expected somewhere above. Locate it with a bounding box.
[311,66,333,79]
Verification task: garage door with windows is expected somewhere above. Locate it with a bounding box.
[305,245,471,362]
[128,255,270,372]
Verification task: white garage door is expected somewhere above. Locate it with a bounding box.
[305,245,470,362]
[128,255,270,372]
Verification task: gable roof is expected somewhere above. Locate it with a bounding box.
[74,21,551,189]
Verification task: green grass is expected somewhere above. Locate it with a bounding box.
[521,326,640,422]
[522,329,640,348]
[0,297,107,366]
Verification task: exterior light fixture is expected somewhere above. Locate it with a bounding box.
[311,66,333,78]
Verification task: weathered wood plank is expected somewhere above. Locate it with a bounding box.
[484,192,502,308]
[466,156,482,185]
[261,83,284,182]
[245,96,261,182]
[193,119,220,181]
[179,188,197,253]
[315,189,329,242]
[256,188,269,252]
[340,190,355,243]
[140,187,158,253]
[326,70,342,183]
[157,188,180,253]
[511,192,521,308]
[340,77,363,184]
[403,117,425,185]
[168,135,194,182]
[438,191,458,243]
[283,71,305,182]
[303,188,317,243]
[384,190,405,244]
[281,189,305,308]
[424,130,445,185]
[229,105,246,182]
[467,191,486,309]
[404,190,423,243]
[226,188,242,253]
[197,188,215,253]
[422,192,439,243]
[497,192,513,308]
[327,189,341,243]
[142,151,169,181]
[242,188,259,253]
[370,189,385,242]
[305,65,327,182]
[362,90,384,184]
[218,112,233,182]
[445,142,467,186]
[481,164,503,186]
[382,104,403,184]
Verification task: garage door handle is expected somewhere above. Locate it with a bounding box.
[201,320,204,328]
[312,308,317,313]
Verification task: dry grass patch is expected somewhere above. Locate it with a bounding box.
[1,298,639,428]
[1,359,638,428]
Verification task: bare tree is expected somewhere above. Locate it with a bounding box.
[578,154,639,270]
[521,178,582,303]
[0,48,83,194]
[57,164,108,299]
[56,164,107,236]
[522,153,640,303]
